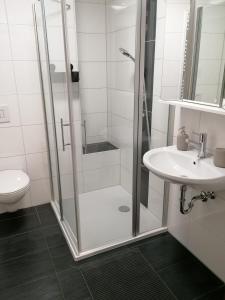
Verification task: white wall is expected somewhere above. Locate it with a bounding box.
[0,0,51,212]
[158,0,225,282]
[168,107,225,282]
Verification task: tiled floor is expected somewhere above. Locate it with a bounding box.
[0,204,224,300]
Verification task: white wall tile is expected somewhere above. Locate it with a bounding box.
[152,97,169,133]
[153,59,163,96]
[5,0,34,25]
[22,125,47,154]
[0,155,27,171]
[79,62,107,88]
[148,187,164,221]
[0,24,11,60]
[109,89,134,120]
[0,61,16,94]
[76,2,106,33]
[164,33,184,60]
[84,112,107,141]
[108,61,134,91]
[14,61,40,94]
[26,152,49,180]
[199,112,225,152]
[9,25,37,60]
[19,94,44,125]
[157,0,166,19]
[165,3,189,33]
[77,33,106,61]
[155,18,166,59]
[80,88,107,113]
[0,0,7,24]
[162,60,182,87]
[150,129,167,149]
[0,127,24,157]
[30,178,51,206]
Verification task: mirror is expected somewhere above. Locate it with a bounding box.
[183,0,225,106]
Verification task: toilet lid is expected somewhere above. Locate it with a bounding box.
[0,170,30,194]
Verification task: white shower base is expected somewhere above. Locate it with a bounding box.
[79,185,161,251]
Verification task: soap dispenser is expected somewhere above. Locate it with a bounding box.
[177,127,189,151]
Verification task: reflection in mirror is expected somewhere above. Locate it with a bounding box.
[183,0,225,106]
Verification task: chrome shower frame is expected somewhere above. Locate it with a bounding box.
[35,0,168,261]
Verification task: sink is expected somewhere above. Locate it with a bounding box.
[143,146,225,191]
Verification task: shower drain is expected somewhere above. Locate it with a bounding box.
[118,205,130,213]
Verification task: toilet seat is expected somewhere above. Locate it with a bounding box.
[0,170,30,195]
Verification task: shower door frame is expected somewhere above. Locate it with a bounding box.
[35,0,168,261]
[34,0,82,254]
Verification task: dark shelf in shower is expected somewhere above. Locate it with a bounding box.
[83,141,118,154]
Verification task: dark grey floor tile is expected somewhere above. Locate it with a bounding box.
[77,245,130,270]
[41,224,66,249]
[49,243,76,273]
[159,257,223,300]
[81,249,176,300]
[36,204,57,226]
[138,233,192,270]
[0,213,40,239]
[197,286,225,300]
[57,267,92,300]
[0,249,54,290]
[0,275,63,300]
[0,207,35,222]
[0,229,47,263]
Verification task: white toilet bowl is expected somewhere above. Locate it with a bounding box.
[0,170,30,205]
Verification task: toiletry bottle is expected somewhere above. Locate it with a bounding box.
[177,127,189,151]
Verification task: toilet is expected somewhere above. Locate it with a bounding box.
[0,170,30,205]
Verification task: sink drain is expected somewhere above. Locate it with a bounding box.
[118,205,130,213]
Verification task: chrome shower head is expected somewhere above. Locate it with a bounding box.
[119,48,135,62]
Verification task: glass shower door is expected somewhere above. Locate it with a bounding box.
[39,0,80,249]
[73,0,140,252]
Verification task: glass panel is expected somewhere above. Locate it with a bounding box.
[139,0,167,234]
[74,0,138,251]
[42,0,78,240]
[35,2,61,208]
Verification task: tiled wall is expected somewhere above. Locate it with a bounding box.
[0,0,51,212]
[107,0,137,194]
[159,0,225,283]
[76,0,108,144]
[74,0,121,193]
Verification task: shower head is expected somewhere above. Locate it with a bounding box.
[119,48,135,62]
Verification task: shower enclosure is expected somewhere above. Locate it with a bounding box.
[33,0,167,259]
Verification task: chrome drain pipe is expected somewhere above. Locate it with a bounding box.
[180,185,215,215]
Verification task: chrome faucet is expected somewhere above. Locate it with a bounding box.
[190,132,207,159]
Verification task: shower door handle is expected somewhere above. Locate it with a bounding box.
[60,118,71,151]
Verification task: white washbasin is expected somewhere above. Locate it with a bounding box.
[143,146,225,191]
